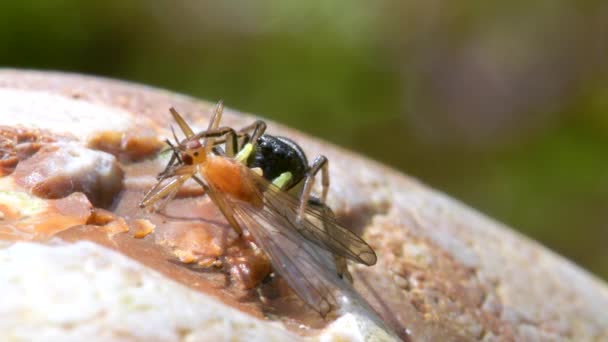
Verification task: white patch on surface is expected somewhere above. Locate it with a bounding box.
[0,89,134,140]
[38,142,116,179]
[321,314,365,342]
[0,241,300,342]
[0,191,47,217]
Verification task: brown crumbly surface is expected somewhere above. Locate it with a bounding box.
[0,126,60,176]
[1,69,607,341]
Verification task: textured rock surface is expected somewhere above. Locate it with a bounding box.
[0,241,299,342]
[0,69,607,341]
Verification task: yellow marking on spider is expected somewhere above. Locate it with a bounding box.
[272,171,293,190]
[235,143,253,163]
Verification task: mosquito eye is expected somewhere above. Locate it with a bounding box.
[182,154,193,165]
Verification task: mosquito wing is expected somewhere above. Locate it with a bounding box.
[246,171,377,266]
[231,201,344,316]
[200,162,376,314]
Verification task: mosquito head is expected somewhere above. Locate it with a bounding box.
[180,139,206,165]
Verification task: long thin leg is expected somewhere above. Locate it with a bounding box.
[304,198,352,282]
[300,163,352,281]
[222,119,267,154]
[157,139,182,179]
[334,254,353,283]
[171,104,268,157]
[248,120,267,144]
[170,103,226,154]
[139,173,191,209]
[295,155,329,223]
[190,126,239,158]
[208,131,248,154]
[186,120,267,157]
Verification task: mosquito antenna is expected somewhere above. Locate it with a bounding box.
[170,126,181,146]
[202,100,224,154]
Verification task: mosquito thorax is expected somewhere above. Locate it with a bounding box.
[247,135,309,189]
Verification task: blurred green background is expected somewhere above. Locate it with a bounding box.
[1,1,606,280]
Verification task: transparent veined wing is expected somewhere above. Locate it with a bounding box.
[199,160,376,315]
[244,169,377,266]
[231,201,343,316]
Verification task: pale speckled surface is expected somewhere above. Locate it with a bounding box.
[0,69,607,341]
[0,88,135,140]
[0,241,300,342]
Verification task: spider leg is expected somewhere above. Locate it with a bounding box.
[179,126,239,157]
[296,155,329,222]
[238,120,267,139]
[187,119,266,158]
[233,119,267,152]
[196,127,239,158]
[334,254,353,283]
[290,156,351,281]
[303,197,353,282]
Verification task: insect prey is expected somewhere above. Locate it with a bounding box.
[139,103,377,316]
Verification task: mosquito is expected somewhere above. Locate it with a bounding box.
[139,103,377,316]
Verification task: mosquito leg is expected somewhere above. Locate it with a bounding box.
[296,155,329,223]
[157,139,183,179]
[139,173,191,209]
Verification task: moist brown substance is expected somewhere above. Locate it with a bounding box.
[87,130,164,162]
[0,192,92,241]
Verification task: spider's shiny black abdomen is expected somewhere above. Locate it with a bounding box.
[246,134,309,188]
